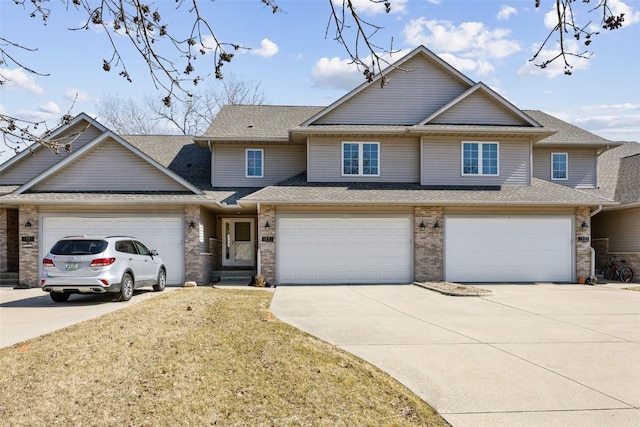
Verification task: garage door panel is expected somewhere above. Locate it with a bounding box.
[445,217,573,282]
[41,215,184,285]
[277,216,412,285]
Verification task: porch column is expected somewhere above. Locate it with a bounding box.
[258,204,275,284]
[184,205,203,285]
[414,206,444,282]
[576,206,592,281]
[18,205,39,288]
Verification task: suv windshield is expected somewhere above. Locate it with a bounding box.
[49,240,108,255]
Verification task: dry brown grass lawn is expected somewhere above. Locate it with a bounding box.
[0,288,448,426]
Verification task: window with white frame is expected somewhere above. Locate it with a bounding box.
[342,142,379,176]
[462,142,499,176]
[246,149,263,178]
[551,152,568,180]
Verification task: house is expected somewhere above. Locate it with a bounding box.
[591,141,640,275]
[0,45,620,287]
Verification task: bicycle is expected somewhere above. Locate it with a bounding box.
[601,256,634,282]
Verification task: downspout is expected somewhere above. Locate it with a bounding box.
[257,202,261,276]
[589,205,603,279]
[207,140,214,187]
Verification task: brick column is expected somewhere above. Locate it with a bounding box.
[414,206,444,282]
[184,205,202,285]
[575,207,591,281]
[0,209,7,272]
[18,205,39,287]
[258,204,275,284]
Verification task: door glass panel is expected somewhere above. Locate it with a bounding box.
[235,222,251,241]
[234,242,252,261]
[225,223,230,260]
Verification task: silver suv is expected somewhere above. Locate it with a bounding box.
[41,236,167,302]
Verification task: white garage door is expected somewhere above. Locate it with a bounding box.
[41,214,184,284]
[445,216,573,282]
[276,215,413,284]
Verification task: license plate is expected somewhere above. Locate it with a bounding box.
[65,263,79,271]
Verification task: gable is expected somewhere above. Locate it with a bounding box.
[426,89,534,126]
[0,121,104,185]
[27,138,194,193]
[310,53,472,126]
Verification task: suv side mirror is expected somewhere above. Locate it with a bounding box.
[151,249,159,257]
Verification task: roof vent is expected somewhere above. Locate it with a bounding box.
[248,123,254,128]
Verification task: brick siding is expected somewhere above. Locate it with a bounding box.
[18,205,39,287]
[575,207,592,281]
[258,204,276,284]
[414,206,444,282]
[184,205,203,285]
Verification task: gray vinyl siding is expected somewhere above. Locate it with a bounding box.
[212,144,306,187]
[422,140,530,186]
[533,148,597,188]
[592,208,640,252]
[313,56,469,125]
[307,138,420,183]
[430,91,530,126]
[32,139,189,192]
[1,124,103,185]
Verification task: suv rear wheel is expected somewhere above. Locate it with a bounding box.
[50,292,70,303]
[153,269,166,292]
[118,273,134,302]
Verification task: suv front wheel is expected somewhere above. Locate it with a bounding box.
[153,269,166,292]
[118,273,134,302]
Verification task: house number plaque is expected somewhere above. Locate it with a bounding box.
[261,236,274,242]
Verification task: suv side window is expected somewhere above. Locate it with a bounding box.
[115,240,137,254]
[134,240,152,256]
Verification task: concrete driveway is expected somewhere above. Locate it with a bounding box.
[0,286,177,349]
[270,283,640,427]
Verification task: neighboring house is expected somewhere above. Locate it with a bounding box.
[591,141,640,276]
[0,45,620,287]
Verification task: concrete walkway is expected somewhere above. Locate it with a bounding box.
[0,286,178,349]
[270,283,640,427]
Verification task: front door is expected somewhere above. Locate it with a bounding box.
[222,219,255,267]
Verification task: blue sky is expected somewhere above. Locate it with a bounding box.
[1,0,639,164]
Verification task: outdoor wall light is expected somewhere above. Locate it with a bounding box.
[581,221,588,230]
[189,220,196,229]
[264,221,271,229]
[24,220,32,228]
[419,221,426,230]
[433,222,440,230]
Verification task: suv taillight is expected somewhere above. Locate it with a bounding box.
[90,258,116,267]
[43,258,55,266]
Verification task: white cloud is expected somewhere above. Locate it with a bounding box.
[332,0,407,15]
[252,39,279,58]
[608,0,640,25]
[518,40,591,77]
[311,56,362,90]
[0,68,44,94]
[553,103,640,142]
[251,39,278,58]
[18,101,62,122]
[437,53,495,75]
[64,88,91,102]
[310,49,413,90]
[403,19,521,60]
[497,5,517,20]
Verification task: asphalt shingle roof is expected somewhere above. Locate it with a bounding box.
[201,105,324,139]
[122,135,212,190]
[240,172,615,206]
[595,141,640,204]
[523,110,615,146]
